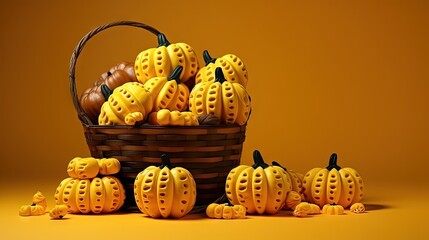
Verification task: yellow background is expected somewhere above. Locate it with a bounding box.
[1,0,428,239]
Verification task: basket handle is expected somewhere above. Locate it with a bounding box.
[69,21,162,125]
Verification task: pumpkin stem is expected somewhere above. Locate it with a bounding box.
[160,154,174,169]
[326,153,341,171]
[101,84,113,101]
[272,161,287,171]
[157,33,171,47]
[203,50,216,64]
[107,71,112,77]
[252,150,269,169]
[214,67,226,84]
[168,66,183,84]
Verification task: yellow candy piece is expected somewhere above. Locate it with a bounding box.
[350,202,366,214]
[32,191,47,209]
[19,204,45,216]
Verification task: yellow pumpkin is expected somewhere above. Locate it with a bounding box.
[49,205,68,219]
[350,202,366,214]
[134,33,199,84]
[98,82,153,125]
[32,191,47,210]
[54,176,125,214]
[322,203,344,215]
[206,203,246,219]
[143,66,190,111]
[67,157,99,179]
[148,109,199,126]
[293,202,321,217]
[98,158,121,176]
[133,154,196,218]
[225,150,291,215]
[19,204,45,216]
[189,67,251,126]
[195,50,248,87]
[302,153,364,208]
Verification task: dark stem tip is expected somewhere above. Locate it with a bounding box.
[272,161,287,171]
[168,66,183,83]
[203,50,216,65]
[157,33,171,47]
[214,67,226,84]
[326,153,341,170]
[160,153,174,169]
[252,150,269,169]
[101,84,114,101]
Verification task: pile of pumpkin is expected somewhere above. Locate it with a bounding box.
[20,150,365,219]
[79,33,251,127]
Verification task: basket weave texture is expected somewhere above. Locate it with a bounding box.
[69,21,246,207]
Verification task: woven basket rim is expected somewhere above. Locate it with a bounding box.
[82,123,246,129]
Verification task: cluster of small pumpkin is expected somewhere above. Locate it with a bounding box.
[79,33,251,127]
[18,191,68,219]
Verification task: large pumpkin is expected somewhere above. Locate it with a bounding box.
[80,62,137,123]
[134,33,199,85]
[98,82,153,125]
[302,153,364,208]
[189,67,251,126]
[143,66,190,111]
[225,150,291,215]
[54,176,126,214]
[133,154,196,219]
[195,50,248,87]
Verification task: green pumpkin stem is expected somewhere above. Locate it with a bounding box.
[214,67,226,84]
[168,66,183,84]
[101,84,113,101]
[157,33,171,47]
[160,154,174,169]
[252,150,269,169]
[326,153,341,171]
[203,50,216,64]
[272,161,287,171]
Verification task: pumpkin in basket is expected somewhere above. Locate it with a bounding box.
[54,176,125,214]
[195,50,248,87]
[225,150,292,215]
[189,67,251,126]
[134,33,199,85]
[143,66,190,111]
[98,82,153,125]
[133,154,196,218]
[148,109,199,126]
[80,62,137,123]
[302,153,364,208]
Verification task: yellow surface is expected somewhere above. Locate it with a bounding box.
[1,0,429,239]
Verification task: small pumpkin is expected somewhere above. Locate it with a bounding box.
[195,50,248,87]
[98,82,154,125]
[350,202,365,214]
[67,157,99,179]
[322,203,344,215]
[32,191,47,210]
[134,33,199,85]
[302,153,364,208]
[19,204,45,216]
[189,67,251,126]
[293,202,321,217]
[133,154,196,218]
[49,205,68,219]
[143,66,190,111]
[98,158,121,175]
[80,62,138,123]
[206,203,246,219]
[54,176,125,214]
[225,150,292,215]
[148,109,199,126]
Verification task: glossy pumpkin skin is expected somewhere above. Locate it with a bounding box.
[225,150,292,215]
[189,67,251,126]
[98,158,121,176]
[135,33,199,84]
[143,66,190,112]
[67,157,99,179]
[134,154,196,219]
[98,82,154,125]
[195,50,248,87]
[80,62,137,124]
[206,203,246,219]
[302,153,364,208]
[54,177,125,214]
[148,109,199,126]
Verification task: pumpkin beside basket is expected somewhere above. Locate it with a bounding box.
[69,21,247,208]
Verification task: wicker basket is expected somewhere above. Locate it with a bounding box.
[69,21,246,208]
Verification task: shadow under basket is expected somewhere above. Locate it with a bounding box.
[83,124,246,207]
